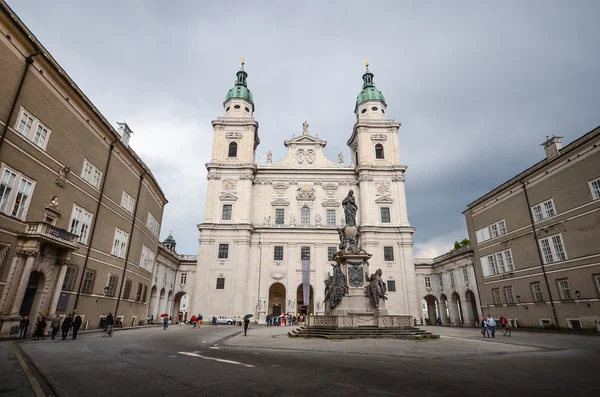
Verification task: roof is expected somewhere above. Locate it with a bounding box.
[0,0,167,203]
[464,125,600,211]
[355,66,386,112]
[224,66,254,109]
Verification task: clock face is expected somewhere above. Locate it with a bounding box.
[222,179,236,193]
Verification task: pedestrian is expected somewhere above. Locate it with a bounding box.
[34,316,47,340]
[266,314,270,326]
[481,317,489,338]
[150,314,154,324]
[243,317,250,336]
[500,314,507,332]
[169,316,172,325]
[197,314,203,327]
[191,315,197,328]
[147,315,150,325]
[212,316,217,326]
[51,316,61,340]
[163,315,169,330]
[72,315,82,339]
[19,315,30,339]
[61,314,73,340]
[486,314,496,338]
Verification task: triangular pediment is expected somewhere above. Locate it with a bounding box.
[375,196,394,204]
[271,198,290,206]
[219,193,238,201]
[284,134,327,147]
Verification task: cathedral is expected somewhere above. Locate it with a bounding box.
[191,63,419,323]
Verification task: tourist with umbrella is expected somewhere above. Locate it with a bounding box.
[243,314,252,336]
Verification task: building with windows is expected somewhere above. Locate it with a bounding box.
[192,62,418,323]
[0,2,167,335]
[415,246,482,327]
[464,126,600,330]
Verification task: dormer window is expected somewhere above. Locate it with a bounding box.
[361,109,367,114]
[244,107,250,112]
[375,144,384,159]
[234,105,241,109]
[228,142,238,157]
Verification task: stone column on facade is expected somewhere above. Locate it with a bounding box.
[448,298,460,326]
[0,254,24,315]
[9,251,38,316]
[439,298,449,325]
[47,260,69,318]
[462,292,476,327]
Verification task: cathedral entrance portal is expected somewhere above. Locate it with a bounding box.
[296,284,314,315]
[268,283,286,317]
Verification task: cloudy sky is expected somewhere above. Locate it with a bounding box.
[8,1,600,257]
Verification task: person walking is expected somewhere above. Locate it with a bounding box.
[500,315,508,332]
[34,316,47,340]
[486,314,496,338]
[243,317,250,336]
[191,315,197,328]
[481,316,490,338]
[19,315,30,339]
[163,315,169,330]
[51,316,61,340]
[197,314,203,327]
[61,314,73,340]
[150,314,154,324]
[72,315,82,339]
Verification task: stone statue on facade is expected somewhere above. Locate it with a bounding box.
[55,166,71,187]
[290,213,296,226]
[315,213,321,225]
[302,120,309,135]
[266,150,272,164]
[365,268,387,309]
[338,152,344,164]
[264,213,270,225]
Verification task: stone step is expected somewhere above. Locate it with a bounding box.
[288,325,439,339]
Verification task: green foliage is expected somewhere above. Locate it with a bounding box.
[451,238,471,252]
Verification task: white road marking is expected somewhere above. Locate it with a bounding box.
[209,346,220,349]
[169,355,177,357]
[202,341,207,343]
[178,352,256,368]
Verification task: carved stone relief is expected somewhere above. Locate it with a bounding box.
[370,134,387,142]
[296,187,315,201]
[306,149,315,164]
[225,132,243,141]
[296,149,305,164]
[375,181,390,196]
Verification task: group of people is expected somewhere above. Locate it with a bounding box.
[265,313,303,326]
[18,314,83,340]
[481,313,509,338]
[189,314,203,328]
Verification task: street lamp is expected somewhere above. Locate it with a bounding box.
[104,286,109,296]
[575,290,590,307]
[516,295,528,310]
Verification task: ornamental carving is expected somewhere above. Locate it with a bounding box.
[370,134,387,142]
[55,166,71,188]
[358,174,374,182]
[222,179,237,193]
[323,183,338,197]
[322,199,340,208]
[306,149,315,164]
[296,149,305,164]
[392,175,406,182]
[16,248,39,257]
[239,174,254,180]
[375,182,390,196]
[225,132,243,141]
[296,187,315,201]
[207,172,221,180]
[347,261,364,288]
[273,183,289,196]
[271,198,290,206]
[219,193,238,201]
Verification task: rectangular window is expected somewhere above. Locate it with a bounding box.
[383,246,394,261]
[493,288,502,305]
[81,270,96,294]
[0,168,17,213]
[275,208,285,225]
[301,246,310,261]
[135,282,143,301]
[490,220,507,238]
[62,266,78,291]
[490,223,499,238]
[216,277,225,289]
[589,178,600,200]
[505,287,515,304]
[147,212,160,237]
[222,204,232,220]
[503,250,514,272]
[424,276,431,288]
[123,278,132,300]
[532,199,556,222]
[487,255,497,276]
[326,209,336,226]
[387,280,396,292]
[450,271,456,287]
[475,226,491,243]
[462,268,469,283]
[380,207,391,223]
[273,246,284,261]
[557,279,572,300]
[11,177,33,219]
[106,274,118,297]
[81,159,102,189]
[531,282,544,302]
[69,205,93,244]
[439,274,444,288]
[301,207,310,225]
[327,246,336,261]
[180,273,187,285]
[16,109,51,150]
[142,285,148,302]
[218,244,229,259]
[111,228,129,259]
[121,191,135,213]
[539,234,567,264]
[495,252,506,274]
[140,245,155,272]
[33,124,50,149]
[17,111,34,137]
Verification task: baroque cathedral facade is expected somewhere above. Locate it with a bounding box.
[191,63,419,322]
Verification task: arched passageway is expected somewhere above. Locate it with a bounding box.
[439,294,450,325]
[171,291,187,323]
[465,290,478,326]
[422,295,439,325]
[450,292,463,326]
[268,283,286,317]
[148,286,158,320]
[296,284,314,315]
[19,271,46,323]
[157,288,166,317]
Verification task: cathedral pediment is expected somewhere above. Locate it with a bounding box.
[219,193,238,201]
[322,199,340,207]
[375,196,394,204]
[284,134,327,148]
[271,198,290,206]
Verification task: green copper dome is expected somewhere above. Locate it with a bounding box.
[224,65,254,109]
[355,66,386,112]
[163,231,176,244]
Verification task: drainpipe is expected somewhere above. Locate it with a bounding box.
[72,140,117,316]
[0,52,40,154]
[114,171,146,319]
[521,181,560,328]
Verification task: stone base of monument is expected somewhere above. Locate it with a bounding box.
[289,318,438,339]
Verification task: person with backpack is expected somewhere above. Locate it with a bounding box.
[61,314,73,340]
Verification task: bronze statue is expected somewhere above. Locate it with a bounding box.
[342,190,357,227]
[326,263,348,309]
[365,268,387,308]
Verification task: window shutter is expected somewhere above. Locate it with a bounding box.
[482,227,491,241]
[481,256,489,276]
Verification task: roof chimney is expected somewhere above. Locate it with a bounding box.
[116,122,134,148]
[541,135,562,160]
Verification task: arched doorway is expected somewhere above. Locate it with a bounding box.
[171,291,187,323]
[465,290,478,327]
[296,284,314,315]
[19,271,45,322]
[157,288,166,316]
[451,292,463,326]
[149,286,158,320]
[439,294,450,325]
[268,283,286,317]
[422,295,439,325]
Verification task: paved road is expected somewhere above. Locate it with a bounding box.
[19,324,600,397]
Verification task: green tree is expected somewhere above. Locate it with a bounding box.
[452,238,471,251]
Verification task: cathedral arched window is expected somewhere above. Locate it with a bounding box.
[228,142,238,158]
[301,207,310,226]
[375,144,384,159]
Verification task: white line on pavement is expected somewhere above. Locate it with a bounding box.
[178,352,256,368]
[209,346,220,349]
